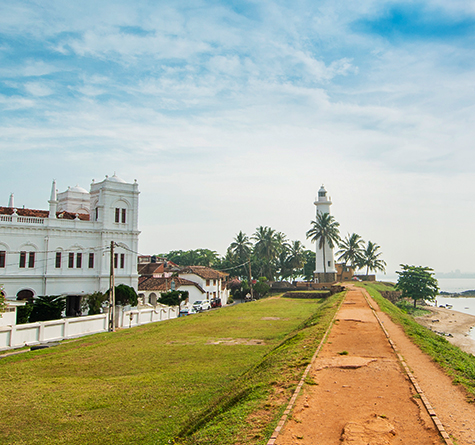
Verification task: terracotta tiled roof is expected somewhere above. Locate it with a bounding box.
[0,207,90,221]
[178,265,229,280]
[138,263,163,276]
[138,277,205,293]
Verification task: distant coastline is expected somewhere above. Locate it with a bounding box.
[435,272,475,279]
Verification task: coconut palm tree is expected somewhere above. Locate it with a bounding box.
[357,241,386,277]
[285,240,306,280]
[252,226,280,280]
[336,233,364,280]
[230,231,252,279]
[306,213,340,277]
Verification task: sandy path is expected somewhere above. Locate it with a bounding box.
[373,296,475,445]
[275,286,443,444]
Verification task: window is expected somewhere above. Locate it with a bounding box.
[114,253,118,269]
[95,207,99,221]
[115,208,127,223]
[206,279,210,286]
[120,253,125,269]
[88,253,94,269]
[19,251,26,268]
[213,279,216,285]
[76,253,82,268]
[68,252,74,268]
[55,252,62,268]
[28,252,35,268]
[0,251,5,268]
[328,261,331,267]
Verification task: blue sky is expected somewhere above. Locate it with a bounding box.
[1,0,475,277]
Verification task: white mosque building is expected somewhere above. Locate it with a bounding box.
[313,185,337,283]
[0,174,140,316]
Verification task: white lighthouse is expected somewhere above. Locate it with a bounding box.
[314,185,337,283]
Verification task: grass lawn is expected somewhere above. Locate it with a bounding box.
[1,293,344,445]
[361,282,475,400]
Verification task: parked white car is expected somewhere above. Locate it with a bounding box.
[192,300,211,312]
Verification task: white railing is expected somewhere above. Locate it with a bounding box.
[17,216,45,224]
[0,215,13,222]
[0,305,179,351]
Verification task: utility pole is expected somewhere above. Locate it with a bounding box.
[248,257,254,299]
[109,241,116,332]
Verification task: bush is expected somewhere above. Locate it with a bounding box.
[83,292,108,315]
[158,290,189,307]
[16,302,34,324]
[106,284,138,307]
[29,295,66,323]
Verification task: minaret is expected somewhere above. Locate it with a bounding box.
[313,185,337,282]
[8,193,14,208]
[48,180,58,219]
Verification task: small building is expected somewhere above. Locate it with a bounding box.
[177,266,229,304]
[138,276,206,306]
[335,263,355,281]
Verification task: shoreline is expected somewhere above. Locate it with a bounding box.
[415,306,475,355]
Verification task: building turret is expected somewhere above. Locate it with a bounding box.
[8,193,14,208]
[48,180,57,219]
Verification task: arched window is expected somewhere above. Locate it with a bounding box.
[16,289,34,302]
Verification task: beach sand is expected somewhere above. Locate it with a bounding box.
[416,306,475,355]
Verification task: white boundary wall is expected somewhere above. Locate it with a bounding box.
[0,304,179,351]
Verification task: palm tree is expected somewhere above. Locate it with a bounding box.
[252,226,279,280]
[357,241,386,277]
[230,231,252,279]
[336,233,364,280]
[306,212,340,278]
[285,240,306,281]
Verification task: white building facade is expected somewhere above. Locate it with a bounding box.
[0,174,140,316]
[314,185,337,283]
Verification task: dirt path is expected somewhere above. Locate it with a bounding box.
[275,286,444,444]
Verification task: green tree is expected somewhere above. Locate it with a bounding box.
[336,233,364,280]
[158,290,189,307]
[83,291,107,315]
[280,240,305,281]
[396,265,439,308]
[229,231,252,279]
[306,213,340,276]
[113,284,138,306]
[29,295,66,323]
[253,277,270,299]
[302,249,316,281]
[0,285,6,314]
[357,241,386,277]
[252,226,280,280]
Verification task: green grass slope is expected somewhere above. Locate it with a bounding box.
[1,293,344,445]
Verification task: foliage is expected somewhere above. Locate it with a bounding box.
[16,302,34,324]
[356,241,386,276]
[253,277,270,299]
[396,264,439,308]
[110,284,139,307]
[82,292,107,315]
[252,226,281,280]
[228,279,249,300]
[158,290,189,307]
[337,233,364,279]
[0,285,6,314]
[161,249,219,267]
[301,249,316,281]
[29,295,66,323]
[306,212,340,274]
[229,231,252,279]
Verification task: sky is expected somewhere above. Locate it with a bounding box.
[1,0,475,278]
